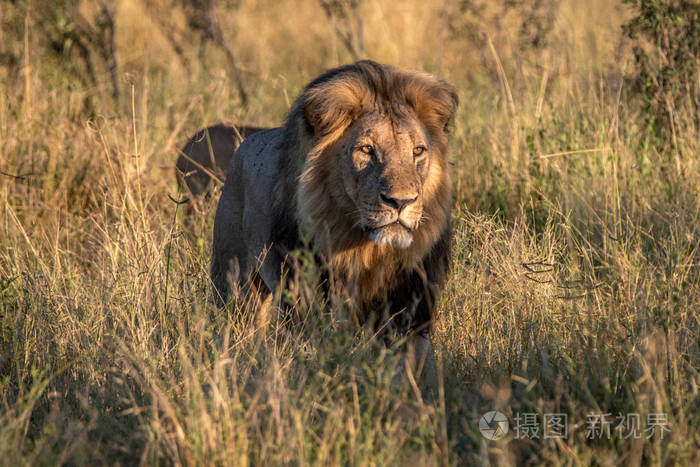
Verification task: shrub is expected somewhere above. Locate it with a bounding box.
[623,0,700,149]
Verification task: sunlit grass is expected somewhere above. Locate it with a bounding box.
[0,0,698,464]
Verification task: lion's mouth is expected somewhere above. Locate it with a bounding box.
[365,222,414,248]
[366,219,412,231]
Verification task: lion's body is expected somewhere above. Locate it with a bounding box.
[211,128,287,291]
[176,124,265,197]
[211,61,457,359]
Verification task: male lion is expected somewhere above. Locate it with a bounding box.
[176,123,265,198]
[211,60,457,380]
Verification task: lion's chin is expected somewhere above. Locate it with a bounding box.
[367,223,414,249]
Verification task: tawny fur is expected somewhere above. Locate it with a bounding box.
[286,62,456,305]
[211,60,458,340]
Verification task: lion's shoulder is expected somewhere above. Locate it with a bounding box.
[230,128,284,179]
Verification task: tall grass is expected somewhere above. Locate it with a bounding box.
[1,0,698,464]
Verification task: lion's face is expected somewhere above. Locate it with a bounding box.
[296,61,457,262]
[338,112,431,249]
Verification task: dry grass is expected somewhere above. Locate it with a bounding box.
[1,0,698,464]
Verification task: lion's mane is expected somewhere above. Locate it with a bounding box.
[269,61,457,331]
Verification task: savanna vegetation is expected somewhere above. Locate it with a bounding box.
[0,0,698,464]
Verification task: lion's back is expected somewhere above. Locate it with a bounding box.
[211,127,286,299]
[176,124,266,197]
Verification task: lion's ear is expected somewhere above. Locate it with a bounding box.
[303,77,370,137]
[407,80,458,136]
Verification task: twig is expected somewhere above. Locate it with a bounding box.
[175,147,224,185]
[536,148,606,160]
[522,261,554,273]
[0,170,34,180]
[168,194,190,205]
[97,0,120,101]
[200,0,249,107]
[524,274,552,284]
[318,0,365,60]
[163,189,186,334]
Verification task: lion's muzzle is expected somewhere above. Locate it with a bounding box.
[364,187,423,248]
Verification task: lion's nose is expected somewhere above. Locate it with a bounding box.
[379,191,418,212]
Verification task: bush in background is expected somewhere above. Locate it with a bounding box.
[623,0,699,149]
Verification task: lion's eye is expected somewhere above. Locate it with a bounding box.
[360,145,374,155]
[413,146,426,157]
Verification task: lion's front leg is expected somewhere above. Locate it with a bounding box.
[404,330,438,398]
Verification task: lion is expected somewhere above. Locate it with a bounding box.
[211,60,457,382]
[176,123,265,198]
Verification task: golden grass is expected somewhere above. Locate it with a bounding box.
[0,0,698,464]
